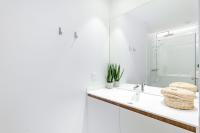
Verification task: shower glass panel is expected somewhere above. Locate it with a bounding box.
[151,33,196,87]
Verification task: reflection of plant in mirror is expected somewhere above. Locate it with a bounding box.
[113,64,124,82]
[106,64,114,83]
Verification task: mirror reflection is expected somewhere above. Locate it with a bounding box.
[110,0,199,88]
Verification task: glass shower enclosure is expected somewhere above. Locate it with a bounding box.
[149,31,198,87]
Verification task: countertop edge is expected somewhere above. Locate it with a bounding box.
[88,93,197,133]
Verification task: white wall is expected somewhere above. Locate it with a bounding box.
[0,0,110,133]
[110,14,149,84]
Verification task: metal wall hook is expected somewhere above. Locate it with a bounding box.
[129,45,136,52]
[59,27,62,35]
[74,32,78,39]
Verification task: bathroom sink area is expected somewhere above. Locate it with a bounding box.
[118,84,163,96]
[87,84,199,132]
[88,86,162,105]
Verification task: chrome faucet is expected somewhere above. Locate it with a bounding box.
[141,82,145,92]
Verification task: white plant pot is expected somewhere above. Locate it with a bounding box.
[106,82,113,89]
[114,81,120,87]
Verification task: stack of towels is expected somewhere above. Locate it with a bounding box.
[161,82,197,110]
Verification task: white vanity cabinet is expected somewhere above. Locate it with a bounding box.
[87,88,198,133]
[119,108,193,133]
[87,97,194,133]
[87,97,120,133]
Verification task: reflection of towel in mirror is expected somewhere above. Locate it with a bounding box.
[169,82,197,92]
[161,87,195,110]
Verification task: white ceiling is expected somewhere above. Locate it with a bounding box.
[127,0,199,32]
[110,0,153,18]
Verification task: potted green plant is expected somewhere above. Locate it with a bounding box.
[106,64,114,89]
[113,64,124,87]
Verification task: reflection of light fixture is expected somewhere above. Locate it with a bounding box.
[163,33,174,37]
[157,31,173,38]
[172,25,197,34]
[156,25,198,38]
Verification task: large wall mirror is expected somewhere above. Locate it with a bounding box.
[110,0,199,88]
